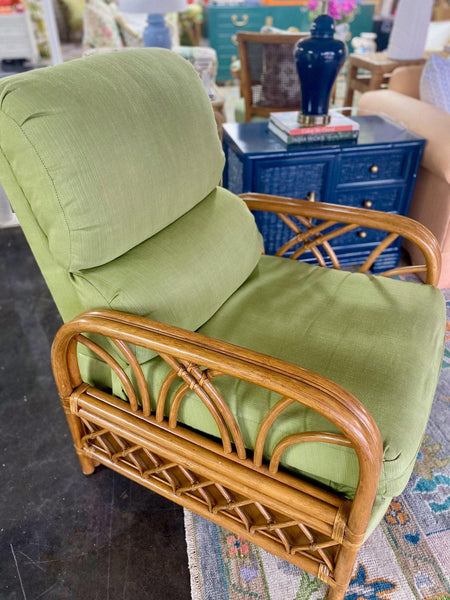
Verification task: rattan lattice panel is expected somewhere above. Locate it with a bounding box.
[79,415,341,584]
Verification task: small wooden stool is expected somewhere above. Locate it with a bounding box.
[344,52,426,109]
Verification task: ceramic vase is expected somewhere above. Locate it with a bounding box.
[294,14,347,126]
[334,22,350,43]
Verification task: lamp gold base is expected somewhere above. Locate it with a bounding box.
[297,113,331,126]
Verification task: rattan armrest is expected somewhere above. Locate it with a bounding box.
[241,192,441,286]
[52,309,382,552]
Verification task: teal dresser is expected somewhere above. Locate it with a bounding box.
[205,3,376,82]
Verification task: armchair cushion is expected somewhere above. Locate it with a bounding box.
[87,255,444,513]
[82,0,123,49]
[59,0,85,37]
[420,53,450,113]
[388,64,423,99]
[114,11,144,47]
[0,49,224,272]
[73,187,263,362]
[188,257,445,498]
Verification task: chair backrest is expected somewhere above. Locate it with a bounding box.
[237,31,308,122]
[0,49,263,334]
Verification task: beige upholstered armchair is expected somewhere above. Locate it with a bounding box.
[0,49,445,599]
[358,64,450,288]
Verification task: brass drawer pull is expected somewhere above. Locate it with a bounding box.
[307,191,316,202]
[358,230,368,239]
[363,200,373,208]
[369,165,379,174]
[231,14,249,27]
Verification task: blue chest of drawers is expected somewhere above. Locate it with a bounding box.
[205,3,376,82]
[222,116,425,271]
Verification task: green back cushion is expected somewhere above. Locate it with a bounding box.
[73,187,263,360]
[0,51,263,333]
[0,49,224,271]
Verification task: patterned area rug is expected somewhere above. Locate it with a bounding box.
[184,287,450,600]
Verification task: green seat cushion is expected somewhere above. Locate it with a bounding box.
[73,187,263,361]
[0,48,224,271]
[120,256,444,503]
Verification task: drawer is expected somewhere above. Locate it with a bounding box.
[213,9,266,33]
[253,157,333,201]
[216,32,242,55]
[334,187,402,212]
[338,149,409,184]
[251,157,333,256]
[208,5,310,31]
[327,226,391,249]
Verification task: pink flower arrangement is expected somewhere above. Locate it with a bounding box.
[308,0,359,24]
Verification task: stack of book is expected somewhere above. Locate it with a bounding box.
[268,111,360,145]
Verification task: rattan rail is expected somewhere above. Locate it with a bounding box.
[51,196,441,600]
[241,193,441,284]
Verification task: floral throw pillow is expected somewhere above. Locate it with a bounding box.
[26,0,50,57]
[420,53,450,113]
[82,0,123,49]
[114,13,143,47]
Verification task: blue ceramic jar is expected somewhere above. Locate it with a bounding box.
[294,14,347,126]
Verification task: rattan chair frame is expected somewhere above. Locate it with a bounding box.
[237,31,309,122]
[51,194,441,600]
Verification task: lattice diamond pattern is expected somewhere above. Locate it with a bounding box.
[80,418,339,576]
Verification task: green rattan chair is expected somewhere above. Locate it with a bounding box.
[0,48,445,600]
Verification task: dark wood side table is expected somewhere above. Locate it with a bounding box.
[343,52,426,108]
[222,116,424,272]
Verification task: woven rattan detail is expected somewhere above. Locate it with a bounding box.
[332,504,347,545]
[79,416,341,582]
[275,212,388,268]
[69,382,90,414]
[257,43,302,108]
[243,195,434,281]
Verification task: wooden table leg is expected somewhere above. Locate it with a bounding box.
[344,62,358,111]
[369,71,386,91]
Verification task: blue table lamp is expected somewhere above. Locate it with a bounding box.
[294,0,346,126]
[120,0,187,49]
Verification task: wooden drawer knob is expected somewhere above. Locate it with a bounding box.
[369,165,379,174]
[358,230,368,239]
[363,200,373,208]
[231,14,249,27]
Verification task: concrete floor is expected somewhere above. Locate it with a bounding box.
[0,226,191,600]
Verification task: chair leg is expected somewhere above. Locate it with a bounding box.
[326,585,346,600]
[62,402,97,475]
[325,544,360,600]
[75,447,97,475]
